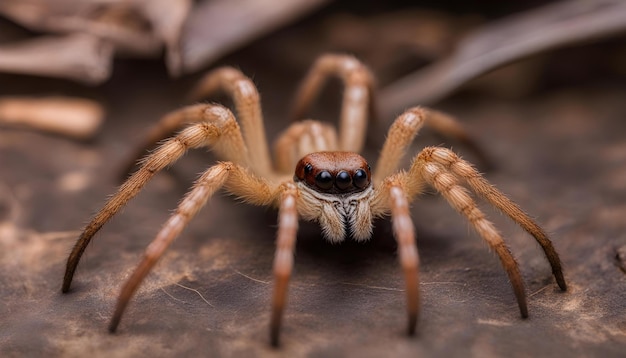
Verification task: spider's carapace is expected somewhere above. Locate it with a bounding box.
[294,152,371,194]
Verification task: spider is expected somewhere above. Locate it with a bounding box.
[62,54,567,346]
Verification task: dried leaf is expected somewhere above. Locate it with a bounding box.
[0,0,161,56]
[379,0,626,117]
[0,34,113,84]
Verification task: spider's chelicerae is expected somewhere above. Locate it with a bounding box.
[62,54,566,346]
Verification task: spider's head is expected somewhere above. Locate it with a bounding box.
[293,152,374,243]
[294,152,371,194]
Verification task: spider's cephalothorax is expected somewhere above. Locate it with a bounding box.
[294,152,374,242]
[61,54,567,347]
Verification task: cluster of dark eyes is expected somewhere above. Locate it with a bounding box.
[304,164,369,191]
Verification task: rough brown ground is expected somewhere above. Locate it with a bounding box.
[1,18,626,358]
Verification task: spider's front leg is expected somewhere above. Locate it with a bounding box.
[106,164,299,345]
[270,183,299,347]
[372,179,422,335]
[401,146,567,318]
[108,162,278,332]
[62,104,249,293]
[416,147,566,291]
[109,162,233,331]
[289,54,375,153]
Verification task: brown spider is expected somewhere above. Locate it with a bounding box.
[62,54,567,346]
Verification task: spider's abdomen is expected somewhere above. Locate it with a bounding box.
[294,152,371,194]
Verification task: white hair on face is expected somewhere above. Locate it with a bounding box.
[295,182,374,243]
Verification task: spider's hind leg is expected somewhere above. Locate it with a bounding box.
[290,54,376,153]
[272,120,338,173]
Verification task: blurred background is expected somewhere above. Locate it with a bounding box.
[1,0,625,356]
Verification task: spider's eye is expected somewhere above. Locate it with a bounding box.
[304,163,313,174]
[353,169,369,189]
[315,171,333,190]
[335,171,352,191]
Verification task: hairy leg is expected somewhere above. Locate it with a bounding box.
[121,104,246,177]
[290,54,375,153]
[109,163,231,331]
[387,182,421,334]
[272,120,338,174]
[373,108,426,185]
[63,105,248,293]
[189,67,272,176]
[270,183,299,347]
[420,109,491,168]
[417,147,566,291]
[108,162,278,331]
[373,106,490,185]
[408,156,529,318]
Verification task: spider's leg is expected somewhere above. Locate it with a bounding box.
[408,154,528,318]
[109,162,274,332]
[373,108,426,185]
[418,147,566,291]
[374,180,421,335]
[109,162,231,332]
[121,104,225,178]
[189,67,272,176]
[270,183,299,347]
[290,54,375,153]
[108,162,276,332]
[418,109,492,170]
[373,106,490,186]
[272,120,338,173]
[63,105,248,293]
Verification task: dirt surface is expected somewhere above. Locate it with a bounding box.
[2,14,626,358]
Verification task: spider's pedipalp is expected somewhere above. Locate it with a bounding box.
[62,105,247,293]
[417,147,566,291]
